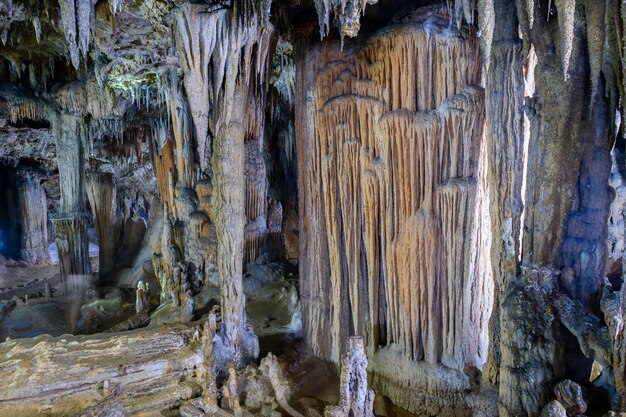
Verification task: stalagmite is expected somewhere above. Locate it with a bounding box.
[226,367,242,415]
[17,169,49,264]
[212,79,250,361]
[136,281,149,314]
[86,170,117,278]
[601,281,626,410]
[498,267,562,417]
[261,353,305,417]
[325,337,374,417]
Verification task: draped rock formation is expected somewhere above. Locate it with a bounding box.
[297,6,491,413]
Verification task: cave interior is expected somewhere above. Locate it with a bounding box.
[0,0,626,416]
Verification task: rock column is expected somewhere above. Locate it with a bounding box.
[50,112,91,281]
[17,169,49,263]
[482,0,525,386]
[86,170,117,278]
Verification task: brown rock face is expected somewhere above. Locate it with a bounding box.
[297,5,491,370]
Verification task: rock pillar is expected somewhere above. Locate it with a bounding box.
[86,170,117,278]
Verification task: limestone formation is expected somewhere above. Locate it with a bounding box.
[297,3,490,372]
[0,323,204,417]
[261,353,305,417]
[17,168,49,263]
[326,337,374,417]
[539,400,567,417]
[135,281,148,314]
[553,380,587,416]
[1,1,626,417]
[86,170,117,278]
[202,313,219,413]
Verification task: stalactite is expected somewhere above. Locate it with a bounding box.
[244,136,269,265]
[525,0,534,29]
[32,16,41,44]
[110,0,123,15]
[163,72,194,188]
[77,0,91,59]
[59,0,79,69]
[271,37,295,105]
[586,0,605,108]
[313,0,378,41]
[58,0,94,68]
[174,5,224,172]
[554,0,575,78]
[151,139,176,211]
[50,112,86,213]
[8,99,46,123]
[477,0,495,70]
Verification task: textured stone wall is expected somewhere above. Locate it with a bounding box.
[297,6,492,371]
